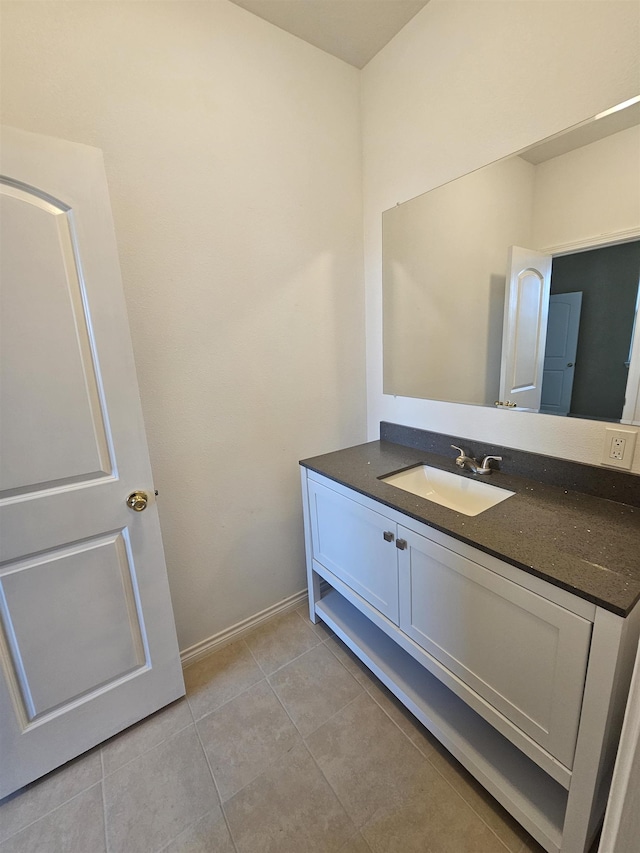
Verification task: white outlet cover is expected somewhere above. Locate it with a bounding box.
[602,427,638,469]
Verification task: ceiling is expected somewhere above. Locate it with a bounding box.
[228,0,431,68]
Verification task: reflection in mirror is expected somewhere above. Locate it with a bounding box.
[383,98,640,424]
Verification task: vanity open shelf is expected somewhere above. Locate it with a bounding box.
[300,455,640,853]
[316,589,567,851]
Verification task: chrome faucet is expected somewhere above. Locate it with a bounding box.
[451,445,502,475]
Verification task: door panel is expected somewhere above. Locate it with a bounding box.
[0,126,184,798]
[1,184,112,495]
[1,531,147,721]
[398,526,592,769]
[499,246,552,410]
[540,292,582,415]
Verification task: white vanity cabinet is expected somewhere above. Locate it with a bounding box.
[301,467,640,853]
[398,528,591,771]
[307,476,399,623]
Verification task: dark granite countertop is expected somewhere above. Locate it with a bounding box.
[300,437,640,617]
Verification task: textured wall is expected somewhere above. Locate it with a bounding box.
[363,0,640,473]
[0,0,366,650]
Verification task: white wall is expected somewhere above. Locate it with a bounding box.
[384,155,535,402]
[532,124,640,250]
[363,0,640,473]
[0,0,366,650]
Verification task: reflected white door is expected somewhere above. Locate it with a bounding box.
[0,126,184,798]
[540,292,582,416]
[499,247,552,411]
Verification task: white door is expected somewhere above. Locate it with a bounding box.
[0,126,184,798]
[499,246,552,411]
[540,291,582,416]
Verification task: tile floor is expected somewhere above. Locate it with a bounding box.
[0,605,593,852]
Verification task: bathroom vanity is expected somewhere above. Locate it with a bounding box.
[300,424,640,853]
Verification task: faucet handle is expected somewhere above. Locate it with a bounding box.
[480,455,502,472]
[451,445,466,467]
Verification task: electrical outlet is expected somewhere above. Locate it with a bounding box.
[602,427,637,469]
[611,437,626,460]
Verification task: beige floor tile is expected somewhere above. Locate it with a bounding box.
[269,642,363,736]
[306,692,439,829]
[327,637,439,757]
[296,603,334,639]
[339,832,373,852]
[326,635,381,686]
[244,610,320,675]
[103,724,218,853]
[162,808,235,853]
[101,697,193,775]
[0,747,102,844]
[0,784,105,853]
[363,676,438,757]
[361,773,512,853]
[426,741,529,853]
[184,639,263,721]
[196,679,300,801]
[224,741,356,853]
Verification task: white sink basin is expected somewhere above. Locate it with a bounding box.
[380,464,515,516]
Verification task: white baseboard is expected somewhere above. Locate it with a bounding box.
[179,588,310,668]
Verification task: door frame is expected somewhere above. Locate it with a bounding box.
[540,229,640,426]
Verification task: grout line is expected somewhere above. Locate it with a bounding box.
[247,624,324,678]
[360,682,433,757]
[190,724,239,853]
[264,669,299,725]
[321,650,438,760]
[184,690,195,724]
[203,680,307,813]
[421,749,515,853]
[241,636,262,673]
[100,749,110,853]
[299,709,364,836]
[293,605,334,640]
[264,639,326,681]
[323,639,519,851]
[262,674,323,745]
[249,638,323,679]
[100,716,195,779]
[185,623,326,723]
[290,679,366,741]
[0,781,104,847]
[302,690,365,741]
[188,677,268,725]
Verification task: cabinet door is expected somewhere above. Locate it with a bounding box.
[308,479,399,623]
[398,527,591,768]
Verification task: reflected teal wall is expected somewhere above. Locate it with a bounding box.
[550,241,640,421]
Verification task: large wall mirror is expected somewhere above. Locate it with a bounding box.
[383,98,640,424]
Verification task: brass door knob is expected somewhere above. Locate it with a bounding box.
[126,491,148,511]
